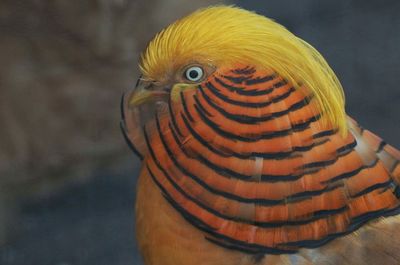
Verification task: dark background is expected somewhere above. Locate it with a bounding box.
[0,1,399,265]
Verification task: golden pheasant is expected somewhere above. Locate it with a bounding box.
[121,6,400,265]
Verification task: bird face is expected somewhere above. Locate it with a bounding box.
[128,62,216,107]
[122,55,217,160]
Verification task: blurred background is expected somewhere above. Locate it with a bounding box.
[0,1,399,264]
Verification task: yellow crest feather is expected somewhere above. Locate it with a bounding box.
[140,5,347,134]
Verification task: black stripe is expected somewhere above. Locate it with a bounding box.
[120,92,144,160]
[393,184,400,198]
[205,237,264,254]
[120,121,144,160]
[301,158,340,170]
[286,183,344,203]
[351,180,394,198]
[281,205,400,249]
[336,140,357,155]
[230,66,256,75]
[221,75,251,84]
[215,76,284,96]
[300,144,357,170]
[147,163,166,192]
[147,165,218,232]
[246,75,279,85]
[198,85,297,124]
[193,97,321,142]
[323,159,379,184]
[168,98,183,137]
[255,205,348,228]
[135,75,142,87]
[280,230,347,249]
[205,82,288,108]
[174,118,231,158]
[180,91,194,122]
[351,206,400,227]
[120,93,126,120]
[377,140,387,153]
[205,83,314,113]
[216,77,288,96]
[193,95,213,117]
[216,76,253,92]
[312,129,337,139]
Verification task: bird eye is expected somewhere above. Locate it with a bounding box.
[184,66,204,82]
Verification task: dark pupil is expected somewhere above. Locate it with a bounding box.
[189,70,199,79]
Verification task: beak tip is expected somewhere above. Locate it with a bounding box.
[127,89,149,108]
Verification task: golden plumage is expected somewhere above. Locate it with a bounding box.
[121,5,400,265]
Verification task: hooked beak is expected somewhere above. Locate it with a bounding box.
[128,78,197,107]
[128,79,170,107]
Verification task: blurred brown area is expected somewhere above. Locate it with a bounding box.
[0,0,224,246]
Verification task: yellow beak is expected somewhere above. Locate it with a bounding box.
[129,88,154,106]
[128,79,168,107]
[128,78,197,107]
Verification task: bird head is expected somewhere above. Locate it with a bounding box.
[127,5,347,143]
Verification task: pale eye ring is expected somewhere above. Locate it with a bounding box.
[184,66,204,82]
